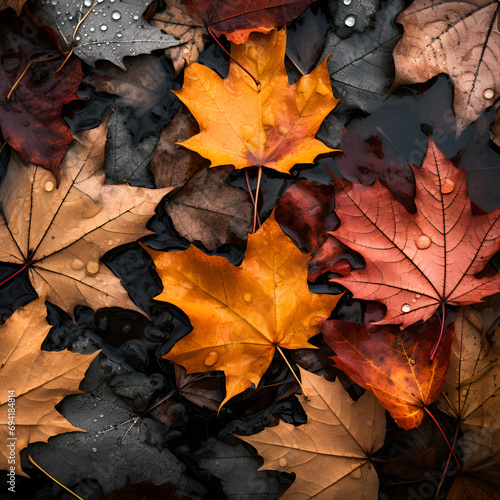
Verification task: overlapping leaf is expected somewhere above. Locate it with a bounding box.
[238,368,386,499]
[0,120,173,317]
[328,136,500,328]
[323,303,454,430]
[0,10,82,182]
[174,29,338,173]
[392,0,500,134]
[144,212,341,408]
[0,296,98,476]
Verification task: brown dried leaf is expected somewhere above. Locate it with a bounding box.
[0,0,26,15]
[0,119,173,317]
[392,0,500,134]
[151,0,209,76]
[0,296,98,476]
[238,368,385,499]
[166,164,253,250]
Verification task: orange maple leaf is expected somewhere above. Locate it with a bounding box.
[143,212,341,408]
[173,29,338,174]
[328,136,500,329]
[0,296,98,476]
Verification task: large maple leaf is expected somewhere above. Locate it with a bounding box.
[144,212,341,408]
[238,367,386,499]
[322,303,455,430]
[173,29,338,174]
[392,0,500,134]
[0,296,98,476]
[0,119,173,317]
[0,9,83,183]
[328,136,500,328]
[184,0,314,44]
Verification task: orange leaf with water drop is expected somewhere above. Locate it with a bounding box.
[143,212,341,408]
[173,29,338,174]
[327,136,500,329]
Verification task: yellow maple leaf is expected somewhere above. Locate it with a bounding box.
[143,212,341,408]
[173,29,338,173]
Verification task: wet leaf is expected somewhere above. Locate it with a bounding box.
[174,29,338,173]
[0,296,98,476]
[237,367,386,500]
[0,120,173,317]
[143,212,341,408]
[33,0,179,69]
[392,0,500,135]
[328,136,500,328]
[0,9,82,183]
[330,0,379,39]
[323,303,455,430]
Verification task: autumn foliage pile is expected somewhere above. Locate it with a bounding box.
[0,1,499,499]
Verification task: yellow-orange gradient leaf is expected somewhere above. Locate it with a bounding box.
[0,296,99,476]
[144,212,341,408]
[173,29,338,173]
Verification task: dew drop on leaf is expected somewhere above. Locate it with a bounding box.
[345,15,356,27]
[415,234,431,249]
[440,179,455,194]
[401,303,411,313]
[278,457,288,468]
[204,350,219,366]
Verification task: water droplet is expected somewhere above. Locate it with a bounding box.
[215,460,220,466]
[97,43,102,47]
[410,358,416,365]
[101,24,108,31]
[415,294,421,299]
[86,261,99,275]
[51,0,57,4]
[345,15,356,27]
[440,178,455,194]
[278,457,288,468]
[75,35,81,41]
[27,342,31,346]
[402,303,411,313]
[68,15,73,20]
[90,27,95,32]
[351,468,362,479]
[412,299,416,303]
[183,47,189,54]
[309,316,324,327]
[204,350,219,366]
[23,120,30,127]
[461,389,467,396]
[112,11,121,20]
[415,234,431,249]
[133,15,139,20]
[84,0,92,6]
[71,258,84,270]
[483,88,494,100]
[93,418,97,422]
[343,0,352,4]
[116,32,122,38]
[92,447,97,452]
[44,181,55,192]
[243,293,252,302]
[99,414,104,418]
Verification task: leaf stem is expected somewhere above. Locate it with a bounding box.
[0,262,28,287]
[53,0,98,76]
[435,424,460,499]
[206,26,261,90]
[245,169,261,230]
[28,455,84,500]
[424,407,461,471]
[430,302,446,360]
[252,166,262,233]
[276,345,310,400]
[0,141,6,155]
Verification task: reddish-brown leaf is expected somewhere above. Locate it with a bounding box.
[329,136,500,328]
[0,10,82,184]
[276,180,352,281]
[322,302,455,430]
[185,0,315,44]
[0,0,27,15]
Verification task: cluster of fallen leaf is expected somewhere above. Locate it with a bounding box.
[0,0,499,499]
